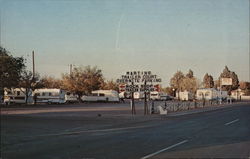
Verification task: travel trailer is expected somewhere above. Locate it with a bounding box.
[150,91,168,101]
[196,88,228,100]
[65,92,79,103]
[4,88,33,104]
[176,91,193,101]
[133,92,145,99]
[119,91,130,99]
[34,89,66,104]
[81,90,119,102]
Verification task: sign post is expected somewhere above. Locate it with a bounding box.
[117,71,161,115]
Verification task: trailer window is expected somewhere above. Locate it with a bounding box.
[99,93,105,96]
[17,91,20,96]
[205,92,210,96]
[92,93,98,96]
[151,94,157,96]
[15,96,25,100]
[49,93,52,96]
[42,92,46,96]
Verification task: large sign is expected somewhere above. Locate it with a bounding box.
[117,71,161,92]
[221,78,232,86]
[116,71,161,84]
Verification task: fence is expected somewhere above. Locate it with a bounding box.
[153,100,233,113]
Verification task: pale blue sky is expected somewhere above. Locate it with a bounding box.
[1,0,249,86]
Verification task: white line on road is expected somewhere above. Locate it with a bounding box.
[141,140,188,159]
[224,119,239,126]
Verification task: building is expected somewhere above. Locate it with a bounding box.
[196,88,228,100]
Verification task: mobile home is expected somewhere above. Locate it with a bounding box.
[4,88,33,104]
[81,90,119,102]
[34,88,66,104]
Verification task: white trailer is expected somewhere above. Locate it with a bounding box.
[176,91,193,101]
[81,90,119,102]
[34,88,66,104]
[134,92,145,99]
[4,88,33,104]
[150,91,168,101]
[65,92,79,103]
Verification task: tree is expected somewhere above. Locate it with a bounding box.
[161,87,175,96]
[101,80,119,92]
[203,73,214,88]
[0,47,25,96]
[186,69,194,78]
[40,76,62,88]
[239,81,250,96]
[61,66,104,99]
[170,71,185,98]
[219,66,239,92]
[180,77,198,94]
[18,70,41,104]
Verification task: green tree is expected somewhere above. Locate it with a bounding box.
[219,66,239,92]
[62,66,104,99]
[0,47,25,96]
[203,73,214,88]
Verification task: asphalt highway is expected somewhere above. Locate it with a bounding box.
[1,102,250,159]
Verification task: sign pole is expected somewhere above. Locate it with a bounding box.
[131,80,136,115]
[144,80,149,115]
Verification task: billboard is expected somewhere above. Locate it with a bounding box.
[221,78,232,85]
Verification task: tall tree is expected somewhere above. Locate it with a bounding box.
[180,77,198,94]
[203,73,214,88]
[170,71,185,99]
[62,66,104,99]
[0,47,25,96]
[40,76,62,88]
[101,80,119,92]
[219,66,239,92]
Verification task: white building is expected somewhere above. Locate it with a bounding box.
[176,91,193,101]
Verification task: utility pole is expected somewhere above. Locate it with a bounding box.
[70,64,72,75]
[32,51,35,79]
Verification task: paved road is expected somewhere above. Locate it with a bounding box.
[1,102,250,159]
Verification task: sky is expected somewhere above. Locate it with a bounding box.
[0,0,249,86]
